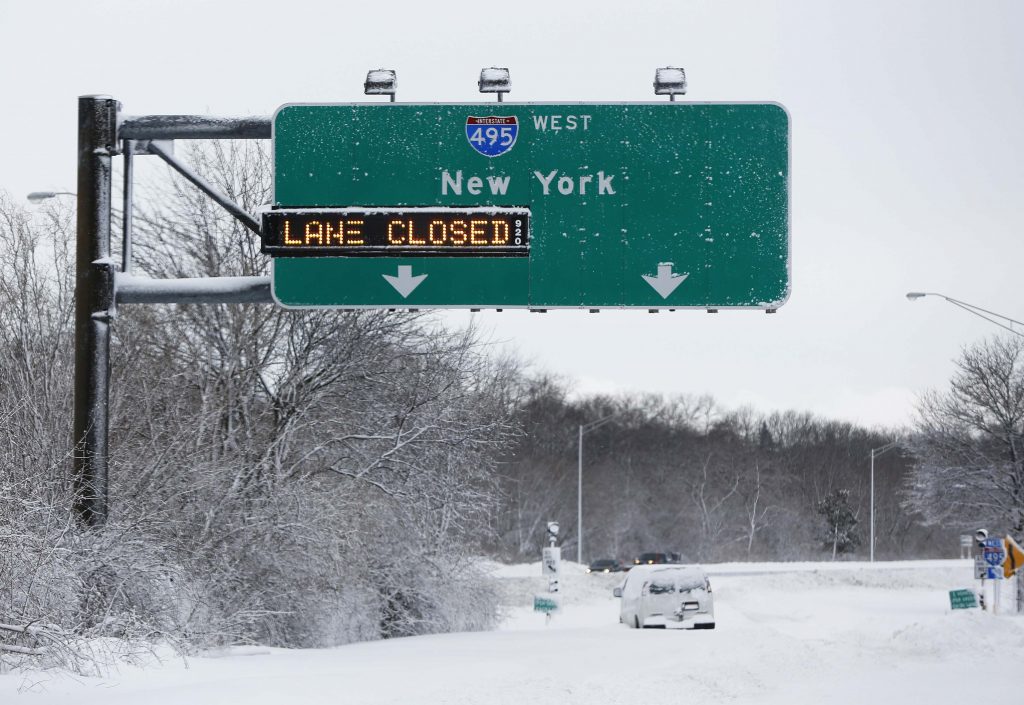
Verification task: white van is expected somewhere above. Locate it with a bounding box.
[613,565,715,629]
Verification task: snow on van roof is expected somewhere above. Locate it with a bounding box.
[627,564,706,576]
[622,565,708,584]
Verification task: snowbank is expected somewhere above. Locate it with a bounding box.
[3,559,1021,704]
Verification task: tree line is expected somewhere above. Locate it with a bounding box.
[488,378,951,564]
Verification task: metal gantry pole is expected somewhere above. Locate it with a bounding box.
[70,101,275,527]
[73,95,118,526]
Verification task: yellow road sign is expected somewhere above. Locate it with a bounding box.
[1004,536,1024,579]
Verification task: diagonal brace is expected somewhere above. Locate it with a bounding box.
[145,140,262,236]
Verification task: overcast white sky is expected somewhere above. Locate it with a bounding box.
[1,0,1022,428]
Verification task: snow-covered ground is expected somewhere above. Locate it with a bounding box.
[3,559,1021,704]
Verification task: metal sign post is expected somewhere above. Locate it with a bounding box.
[542,546,562,592]
[544,521,561,594]
[980,537,1007,614]
[537,521,562,623]
[73,96,118,525]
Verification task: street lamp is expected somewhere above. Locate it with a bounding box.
[653,67,687,101]
[364,69,397,102]
[906,291,1024,338]
[28,189,136,272]
[478,67,511,102]
[27,191,76,203]
[578,413,616,564]
[870,441,899,562]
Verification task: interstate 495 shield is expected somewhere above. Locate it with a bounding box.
[268,103,789,309]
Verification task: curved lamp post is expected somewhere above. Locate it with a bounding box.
[906,292,1024,338]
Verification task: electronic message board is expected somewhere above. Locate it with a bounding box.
[269,103,789,309]
[261,207,530,257]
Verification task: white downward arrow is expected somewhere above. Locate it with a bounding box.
[642,262,689,299]
[382,265,428,298]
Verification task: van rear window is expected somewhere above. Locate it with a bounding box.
[648,580,676,594]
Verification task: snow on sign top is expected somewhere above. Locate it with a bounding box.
[270,103,790,310]
[478,67,511,92]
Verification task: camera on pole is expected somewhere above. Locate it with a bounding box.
[546,521,560,546]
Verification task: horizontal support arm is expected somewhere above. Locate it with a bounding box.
[119,115,271,140]
[115,273,273,304]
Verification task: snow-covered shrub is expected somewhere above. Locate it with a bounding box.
[1,186,512,662]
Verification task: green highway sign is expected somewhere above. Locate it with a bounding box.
[533,595,560,613]
[269,103,789,309]
[948,589,978,610]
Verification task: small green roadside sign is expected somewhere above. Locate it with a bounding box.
[269,102,789,309]
[948,589,978,610]
[533,595,560,613]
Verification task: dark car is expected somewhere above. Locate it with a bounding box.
[632,552,682,566]
[587,558,623,574]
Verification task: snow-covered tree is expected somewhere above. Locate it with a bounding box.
[817,489,860,559]
[905,335,1024,535]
